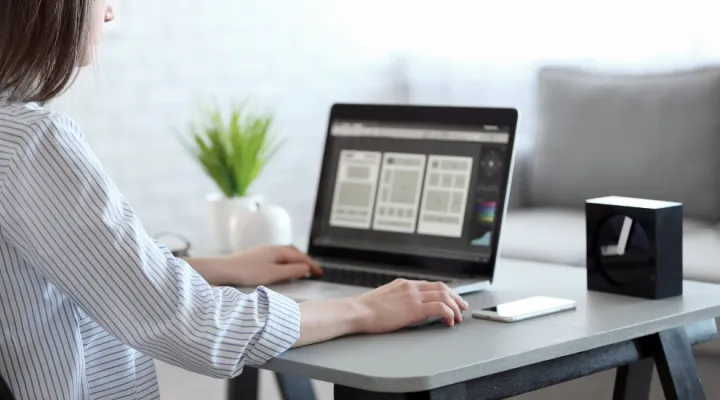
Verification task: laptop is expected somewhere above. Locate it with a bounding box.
[256,104,519,301]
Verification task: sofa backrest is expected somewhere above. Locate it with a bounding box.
[527,66,720,221]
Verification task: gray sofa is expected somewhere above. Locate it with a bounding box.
[499,66,720,399]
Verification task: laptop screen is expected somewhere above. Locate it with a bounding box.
[309,109,514,264]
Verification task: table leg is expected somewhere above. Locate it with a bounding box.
[275,373,317,400]
[612,358,654,400]
[227,367,259,400]
[649,327,706,400]
[334,382,466,400]
[612,326,707,400]
[227,369,317,400]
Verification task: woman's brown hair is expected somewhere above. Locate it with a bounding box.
[0,0,93,103]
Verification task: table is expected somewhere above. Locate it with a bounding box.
[228,259,720,399]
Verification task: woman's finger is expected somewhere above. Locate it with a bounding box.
[415,281,468,310]
[420,290,463,323]
[279,246,323,276]
[421,302,456,327]
[273,263,312,282]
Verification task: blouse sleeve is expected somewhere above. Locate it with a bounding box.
[0,113,300,378]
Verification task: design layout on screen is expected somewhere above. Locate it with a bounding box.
[329,150,381,229]
[417,155,473,238]
[317,119,511,261]
[372,153,427,233]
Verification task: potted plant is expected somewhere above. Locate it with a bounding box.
[181,103,288,253]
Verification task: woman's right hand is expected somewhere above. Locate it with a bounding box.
[293,279,470,348]
[354,279,469,333]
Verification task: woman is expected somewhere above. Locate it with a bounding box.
[0,1,468,399]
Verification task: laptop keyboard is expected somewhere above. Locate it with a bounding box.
[309,267,449,288]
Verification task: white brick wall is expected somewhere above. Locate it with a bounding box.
[48,0,719,252]
[51,0,405,252]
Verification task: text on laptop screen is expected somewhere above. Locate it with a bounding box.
[312,119,511,262]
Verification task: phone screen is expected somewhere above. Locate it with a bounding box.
[482,296,575,318]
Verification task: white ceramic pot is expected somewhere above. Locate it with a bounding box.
[206,193,264,255]
[229,198,293,251]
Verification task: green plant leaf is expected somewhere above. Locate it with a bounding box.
[178,102,281,198]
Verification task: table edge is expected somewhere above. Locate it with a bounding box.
[261,310,720,393]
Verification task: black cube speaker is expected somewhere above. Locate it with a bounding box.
[585,196,683,299]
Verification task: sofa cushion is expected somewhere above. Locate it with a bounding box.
[501,209,719,282]
[529,66,720,221]
[501,209,588,266]
[683,229,720,282]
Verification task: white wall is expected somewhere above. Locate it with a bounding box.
[50,0,720,251]
[51,0,405,252]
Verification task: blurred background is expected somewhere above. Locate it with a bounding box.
[49,0,720,398]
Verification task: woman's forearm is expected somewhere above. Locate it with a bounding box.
[184,256,368,347]
[181,257,227,286]
[293,298,369,348]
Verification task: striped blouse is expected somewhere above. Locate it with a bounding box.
[0,100,301,399]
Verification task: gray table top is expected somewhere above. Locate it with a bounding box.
[259,259,720,393]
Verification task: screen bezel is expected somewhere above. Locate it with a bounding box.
[306,103,519,281]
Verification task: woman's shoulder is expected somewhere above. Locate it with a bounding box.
[0,102,79,129]
[1,102,58,125]
[0,103,99,189]
[0,102,83,151]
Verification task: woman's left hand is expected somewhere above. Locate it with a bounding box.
[187,245,323,287]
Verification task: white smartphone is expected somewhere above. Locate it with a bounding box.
[471,296,576,323]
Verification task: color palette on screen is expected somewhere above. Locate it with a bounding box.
[477,201,497,223]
